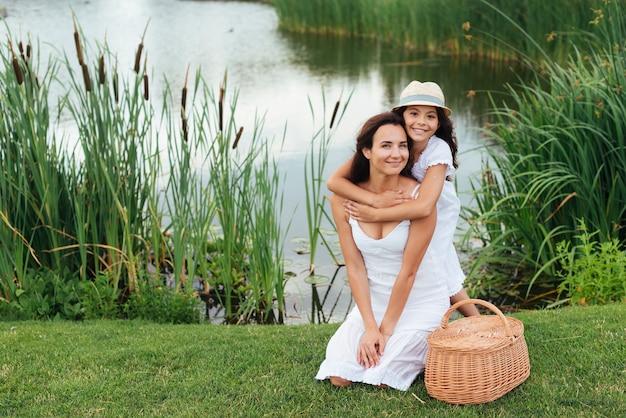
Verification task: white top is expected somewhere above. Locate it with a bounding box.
[411,135,465,296]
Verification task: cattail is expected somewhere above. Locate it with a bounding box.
[7,38,23,85]
[18,41,25,61]
[180,66,189,142]
[219,84,224,133]
[182,115,188,143]
[12,57,23,85]
[143,74,149,100]
[181,64,189,112]
[98,55,105,85]
[134,20,150,74]
[26,41,31,60]
[81,63,91,92]
[232,126,243,149]
[133,42,143,74]
[329,99,340,129]
[113,71,119,104]
[73,17,84,65]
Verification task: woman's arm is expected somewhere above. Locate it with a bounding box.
[378,210,437,339]
[327,158,409,208]
[344,164,447,222]
[329,193,384,368]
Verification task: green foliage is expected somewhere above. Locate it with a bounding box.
[2,269,83,320]
[79,273,122,319]
[556,220,626,306]
[271,0,610,61]
[123,278,203,324]
[461,1,626,305]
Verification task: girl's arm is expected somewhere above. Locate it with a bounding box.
[344,164,447,222]
[327,157,410,208]
[329,193,384,368]
[378,210,437,339]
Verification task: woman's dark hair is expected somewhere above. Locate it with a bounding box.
[349,112,412,184]
[393,106,459,169]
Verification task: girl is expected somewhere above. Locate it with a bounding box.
[316,112,447,390]
[327,81,479,317]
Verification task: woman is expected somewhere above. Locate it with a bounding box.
[315,112,448,391]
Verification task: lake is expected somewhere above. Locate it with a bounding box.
[3,0,528,324]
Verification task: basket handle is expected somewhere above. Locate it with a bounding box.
[440,298,514,337]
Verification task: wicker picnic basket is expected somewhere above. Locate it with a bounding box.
[425,299,530,405]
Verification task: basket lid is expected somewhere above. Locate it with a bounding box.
[427,299,525,352]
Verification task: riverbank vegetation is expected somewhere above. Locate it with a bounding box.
[0,17,289,324]
[271,0,609,62]
[459,0,625,307]
[0,1,624,323]
[1,303,624,416]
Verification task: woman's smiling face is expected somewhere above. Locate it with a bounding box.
[362,124,409,176]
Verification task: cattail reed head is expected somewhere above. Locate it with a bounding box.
[232,126,244,149]
[12,57,23,85]
[181,64,189,112]
[73,17,84,65]
[98,55,105,85]
[18,41,25,61]
[133,42,143,74]
[7,38,23,85]
[182,116,189,143]
[143,74,149,100]
[329,99,340,129]
[134,20,150,74]
[113,71,119,104]
[81,63,91,92]
[219,84,224,133]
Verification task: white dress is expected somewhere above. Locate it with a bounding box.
[411,135,465,297]
[315,213,449,390]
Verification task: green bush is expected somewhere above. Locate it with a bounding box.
[2,269,83,320]
[556,220,626,305]
[123,278,203,324]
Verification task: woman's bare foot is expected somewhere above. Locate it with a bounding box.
[330,376,352,387]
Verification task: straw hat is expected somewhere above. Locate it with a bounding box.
[393,81,452,116]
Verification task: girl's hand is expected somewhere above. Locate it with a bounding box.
[373,190,411,208]
[357,328,385,368]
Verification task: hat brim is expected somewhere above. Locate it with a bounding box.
[393,100,452,116]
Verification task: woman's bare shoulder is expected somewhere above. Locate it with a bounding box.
[399,176,419,193]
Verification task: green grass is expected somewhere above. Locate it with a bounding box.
[1,303,624,417]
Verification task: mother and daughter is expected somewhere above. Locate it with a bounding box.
[315,81,479,391]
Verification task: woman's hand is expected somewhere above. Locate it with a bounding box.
[357,328,386,368]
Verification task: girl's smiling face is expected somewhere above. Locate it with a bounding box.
[402,105,440,146]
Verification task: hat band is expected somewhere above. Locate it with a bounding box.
[398,94,445,107]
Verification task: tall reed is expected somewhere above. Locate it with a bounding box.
[60,18,158,291]
[272,0,613,62]
[303,88,351,276]
[461,0,626,305]
[0,33,72,302]
[1,17,289,324]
